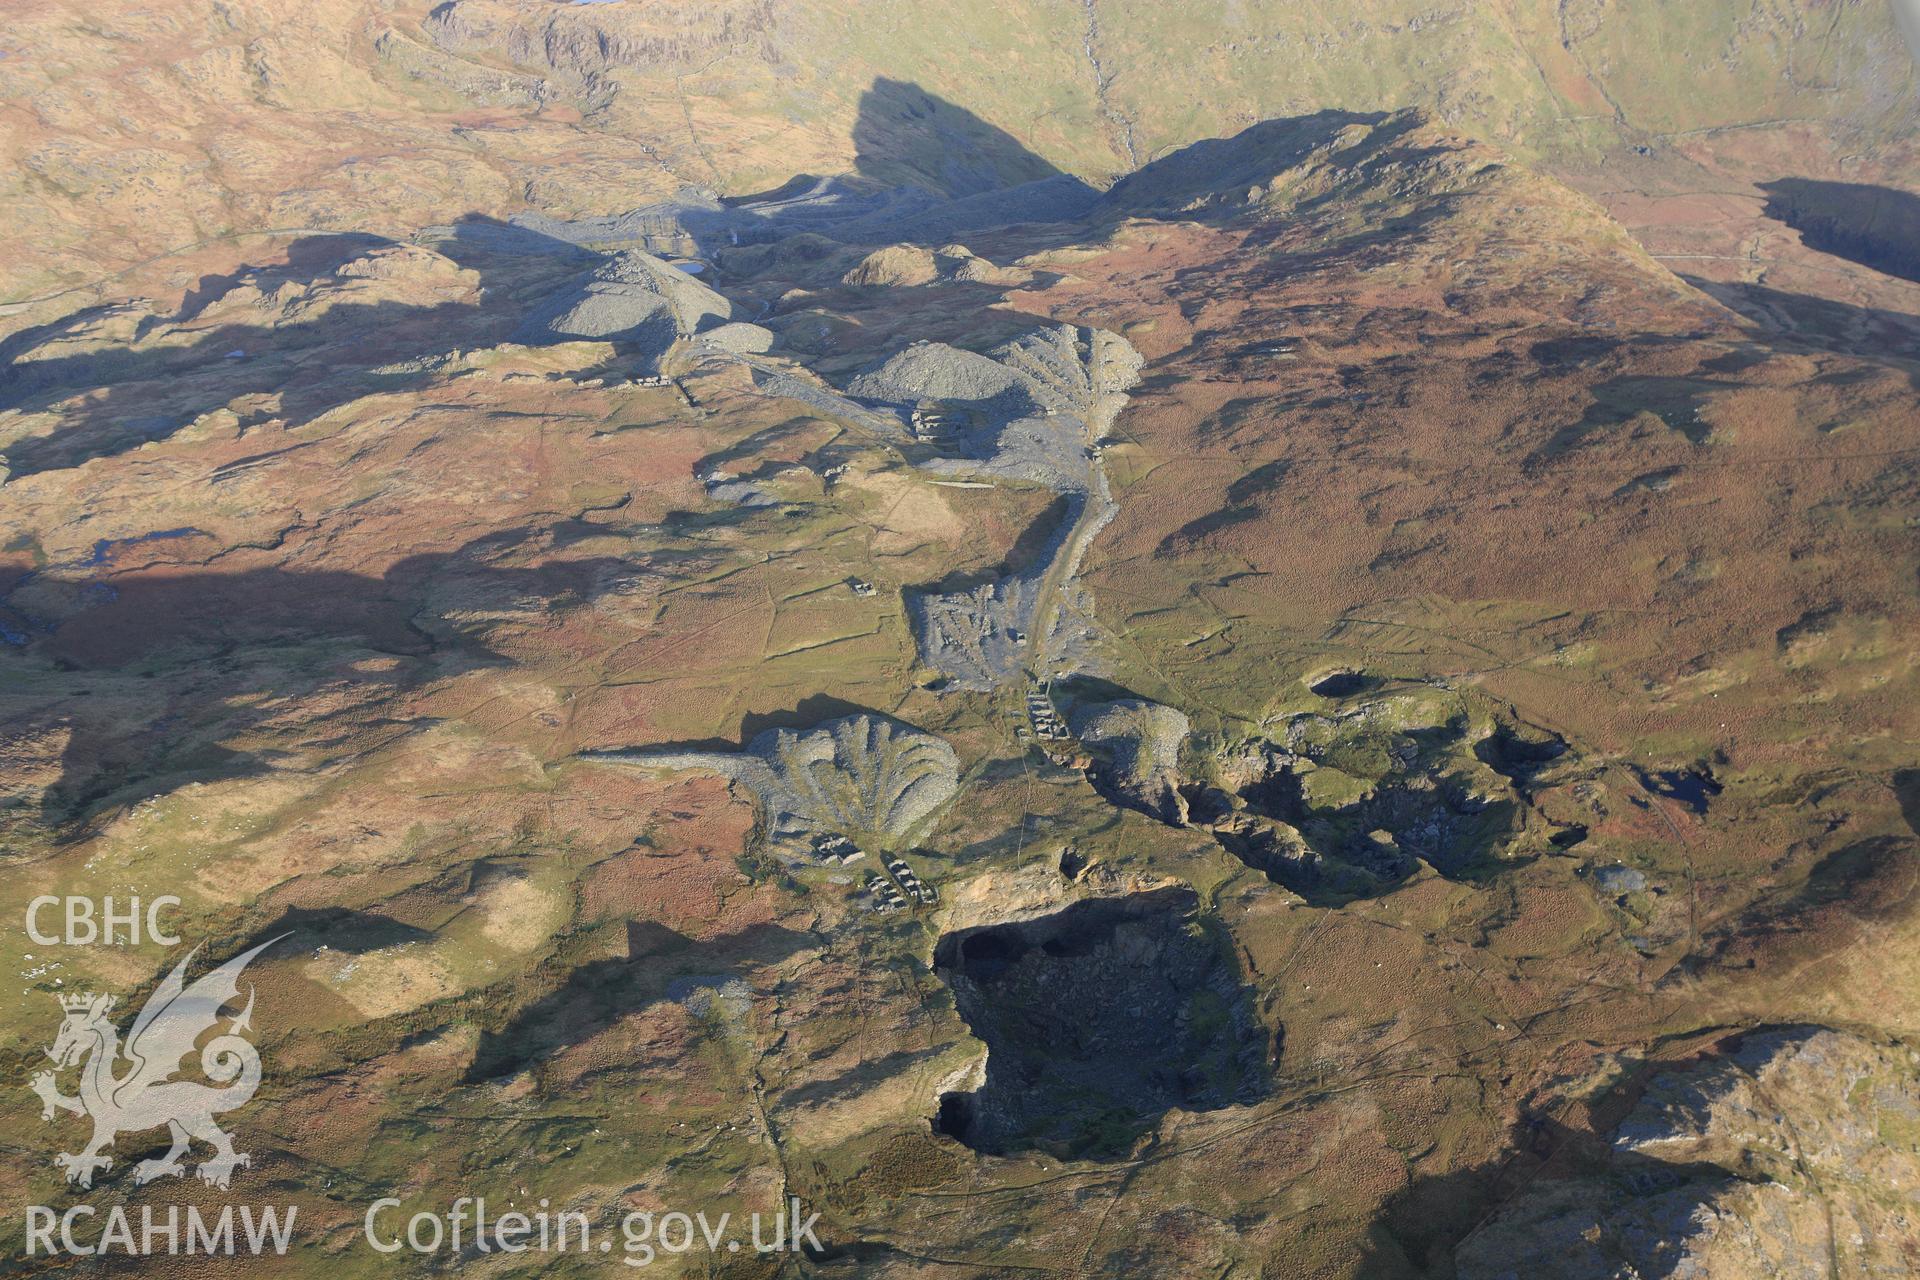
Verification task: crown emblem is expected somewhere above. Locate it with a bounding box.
[32,938,279,1192]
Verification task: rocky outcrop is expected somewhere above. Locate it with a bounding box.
[1457,1027,1920,1279]
[841,243,1035,289]
[1069,699,1191,824]
[423,0,785,83]
[842,245,940,288]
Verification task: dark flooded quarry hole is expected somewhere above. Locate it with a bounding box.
[931,887,1271,1160]
[1309,669,1378,698]
[1635,766,1723,815]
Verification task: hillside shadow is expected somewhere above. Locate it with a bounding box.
[1098,109,1394,219]
[1533,373,1724,459]
[590,696,899,757]
[1760,177,1920,284]
[1898,769,1920,837]
[252,906,435,955]
[463,920,813,1082]
[0,526,643,827]
[785,279,1065,373]
[736,694,894,744]
[1,224,587,480]
[500,80,1099,259]
[1355,1111,1746,1278]
[1683,275,1920,368]
[1155,459,1293,552]
[911,493,1074,598]
[1686,834,1920,978]
[850,77,1068,194]
[426,214,598,272]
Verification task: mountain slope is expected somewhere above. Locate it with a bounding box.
[3,100,1917,1277]
[4,0,1916,316]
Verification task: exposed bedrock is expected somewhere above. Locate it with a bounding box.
[1455,1027,1920,1279]
[841,242,1034,288]
[1068,698,1193,824]
[1061,685,1590,905]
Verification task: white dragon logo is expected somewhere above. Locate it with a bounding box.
[29,938,281,1191]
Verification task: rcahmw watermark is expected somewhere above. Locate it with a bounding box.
[26,1204,296,1257]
